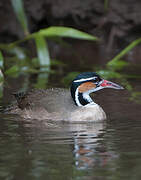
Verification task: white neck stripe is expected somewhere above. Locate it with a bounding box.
[74,77,97,83]
[75,87,82,106]
[75,87,97,107]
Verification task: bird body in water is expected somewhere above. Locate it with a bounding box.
[9,72,123,122]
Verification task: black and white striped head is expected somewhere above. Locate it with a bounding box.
[71,72,123,106]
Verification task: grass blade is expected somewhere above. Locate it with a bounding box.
[39,26,99,41]
[5,26,99,48]
[0,51,4,69]
[11,0,29,35]
[104,0,109,12]
[107,38,141,67]
[0,51,4,79]
[35,35,50,72]
[0,51,4,98]
[35,35,50,88]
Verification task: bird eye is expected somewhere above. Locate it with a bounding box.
[93,77,99,83]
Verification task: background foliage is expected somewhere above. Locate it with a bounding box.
[0,0,141,102]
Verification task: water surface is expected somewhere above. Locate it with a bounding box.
[0,79,141,180]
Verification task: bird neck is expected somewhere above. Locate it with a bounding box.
[71,87,97,107]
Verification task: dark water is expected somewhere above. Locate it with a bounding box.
[0,79,141,180]
[0,39,141,180]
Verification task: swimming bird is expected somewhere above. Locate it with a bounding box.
[9,72,123,122]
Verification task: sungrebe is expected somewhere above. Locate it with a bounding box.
[8,72,123,122]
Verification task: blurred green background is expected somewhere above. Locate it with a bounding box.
[0,0,141,103]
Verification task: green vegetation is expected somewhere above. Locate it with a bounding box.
[0,52,4,98]
[104,0,109,12]
[97,38,141,103]
[0,0,98,90]
[0,0,141,102]
[11,0,29,35]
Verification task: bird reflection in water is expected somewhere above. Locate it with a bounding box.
[72,122,114,170]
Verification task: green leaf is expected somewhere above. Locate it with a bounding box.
[0,84,3,98]
[50,59,65,66]
[5,65,19,76]
[6,26,99,48]
[34,74,48,89]
[130,91,141,103]
[122,80,133,92]
[8,46,26,60]
[0,51,4,84]
[39,26,99,41]
[35,35,51,86]
[104,0,109,12]
[62,72,80,87]
[96,70,121,79]
[0,51,4,68]
[107,60,129,70]
[11,0,29,35]
[35,35,50,72]
[108,38,141,67]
